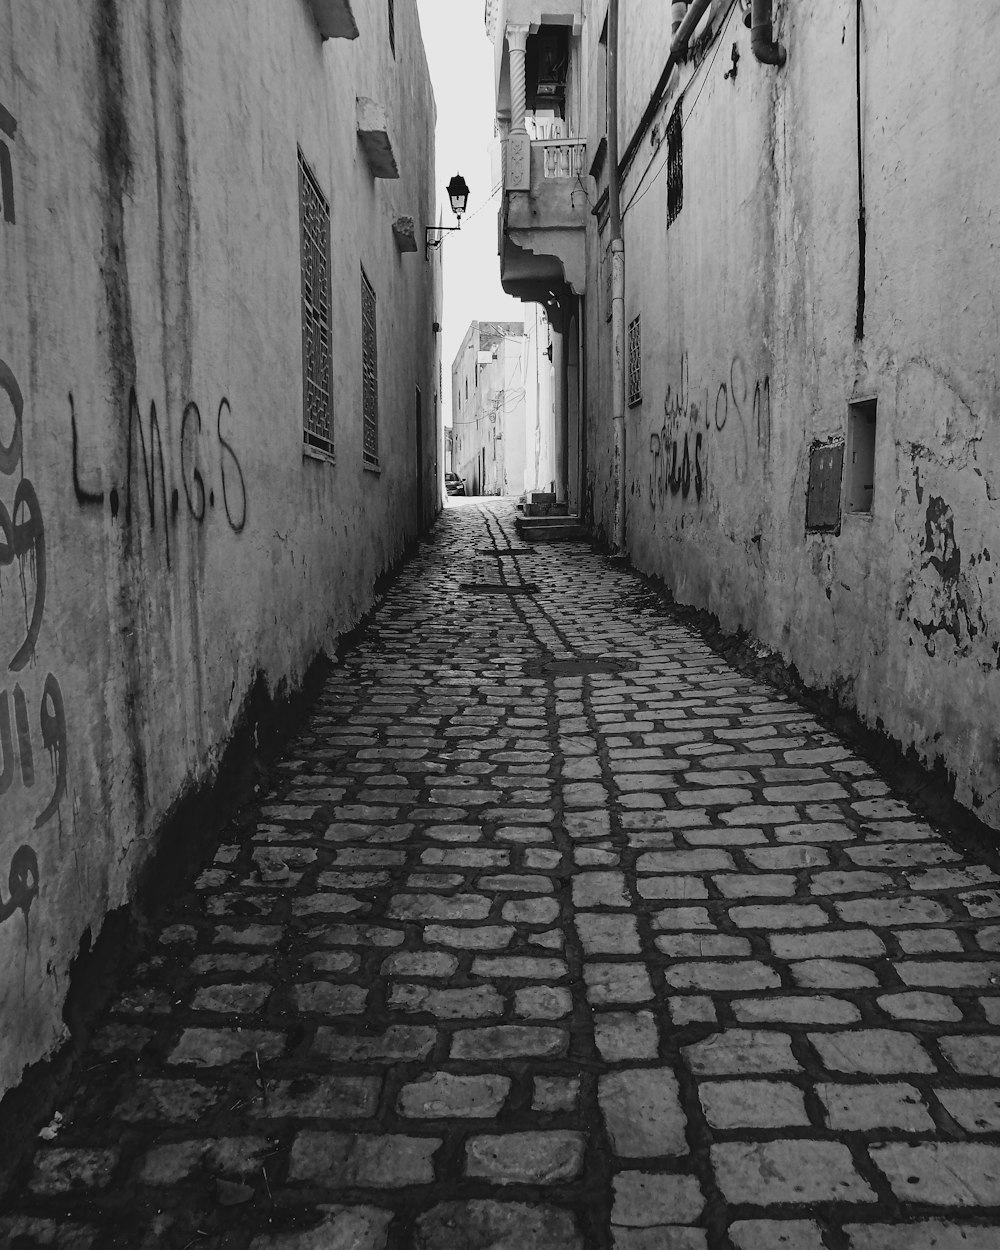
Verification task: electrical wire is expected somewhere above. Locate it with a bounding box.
[621,0,737,221]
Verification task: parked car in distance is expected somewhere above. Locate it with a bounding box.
[445,472,466,496]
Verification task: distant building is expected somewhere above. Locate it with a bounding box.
[451,317,556,496]
[0,0,438,1102]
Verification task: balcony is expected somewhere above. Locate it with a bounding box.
[499,137,589,301]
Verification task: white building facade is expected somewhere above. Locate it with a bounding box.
[0,0,439,1099]
[489,0,1000,831]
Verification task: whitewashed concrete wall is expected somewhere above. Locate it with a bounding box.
[583,0,1000,828]
[0,0,437,1096]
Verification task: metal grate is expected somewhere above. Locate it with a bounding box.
[605,245,613,323]
[627,314,642,407]
[666,95,683,229]
[361,266,379,468]
[388,0,395,57]
[299,151,333,457]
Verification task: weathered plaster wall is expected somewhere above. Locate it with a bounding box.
[583,0,1000,828]
[0,0,437,1096]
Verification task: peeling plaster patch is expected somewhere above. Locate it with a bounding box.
[905,493,989,661]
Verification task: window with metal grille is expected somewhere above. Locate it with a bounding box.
[361,266,379,469]
[388,0,395,57]
[298,149,333,457]
[627,314,642,407]
[666,95,683,229]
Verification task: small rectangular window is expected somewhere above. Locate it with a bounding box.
[666,95,683,229]
[299,149,333,458]
[845,398,877,513]
[388,0,396,57]
[627,314,642,407]
[361,266,379,469]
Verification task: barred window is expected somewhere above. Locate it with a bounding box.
[298,149,333,457]
[388,0,395,57]
[666,95,683,229]
[361,266,379,469]
[627,314,642,407]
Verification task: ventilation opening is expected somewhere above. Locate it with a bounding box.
[845,398,876,514]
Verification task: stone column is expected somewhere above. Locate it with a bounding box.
[505,25,531,190]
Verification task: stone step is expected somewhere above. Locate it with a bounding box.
[515,514,589,542]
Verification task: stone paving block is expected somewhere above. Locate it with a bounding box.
[502,897,560,924]
[612,1227,708,1249]
[289,1132,440,1186]
[935,1088,1000,1132]
[664,961,781,992]
[636,850,735,873]
[532,1076,581,1112]
[465,1131,586,1184]
[809,1029,935,1074]
[413,1200,583,1250]
[770,930,885,959]
[712,1140,877,1204]
[599,1068,688,1157]
[733,995,861,1024]
[248,1076,380,1119]
[388,893,492,921]
[595,1011,659,1061]
[27,1148,119,1195]
[611,1171,704,1226]
[730,904,829,929]
[939,1035,1000,1074]
[684,1030,798,1074]
[313,1025,436,1061]
[451,1025,568,1060]
[424,923,514,949]
[472,955,567,979]
[168,1028,284,1067]
[397,1073,510,1118]
[577,913,642,954]
[573,871,630,907]
[715,873,797,898]
[820,1082,934,1131]
[637,875,710,900]
[699,1080,809,1129]
[669,996,718,1024]
[138,1136,271,1184]
[897,961,1000,989]
[514,986,573,1018]
[655,934,751,958]
[0,1218,96,1250]
[293,983,368,1014]
[585,962,654,1004]
[845,1224,1000,1250]
[728,1220,828,1249]
[790,959,881,989]
[878,991,963,1022]
[870,1143,1000,1205]
[389,983,504,1021]
[248,1206,394,1249]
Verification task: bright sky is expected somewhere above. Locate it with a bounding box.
[414,0,524,426]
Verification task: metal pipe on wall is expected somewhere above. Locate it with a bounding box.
[607,0,626,553]
[751,0,787,65]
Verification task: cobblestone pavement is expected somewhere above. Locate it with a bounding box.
[5,497,1000,1249]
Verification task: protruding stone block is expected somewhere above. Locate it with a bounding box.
[357,98,399,178]
[306,0,359,40]
[392,216,418,252]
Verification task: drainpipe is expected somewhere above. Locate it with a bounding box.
[607,0,626,554]
[751,0,786,65]
[671,2,688,38]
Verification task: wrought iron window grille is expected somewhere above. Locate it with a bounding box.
[627,314,642,408]
[361,266,379,469]
[298,149,333,458]
[666,95,683,229]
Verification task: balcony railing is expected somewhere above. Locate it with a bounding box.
[539,139,588,179]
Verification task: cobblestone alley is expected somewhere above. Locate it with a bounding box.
[5,498,1000,1250]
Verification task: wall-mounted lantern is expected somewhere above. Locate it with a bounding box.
[425,174,470,256]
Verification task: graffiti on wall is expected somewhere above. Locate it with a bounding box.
[1,359,65,935]
[0,102,15,226]
[72,388,247,568]
[649,352,772,510]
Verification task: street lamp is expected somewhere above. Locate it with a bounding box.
[425,174,470,256]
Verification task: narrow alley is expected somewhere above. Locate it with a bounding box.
[4,499,1000,1249]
